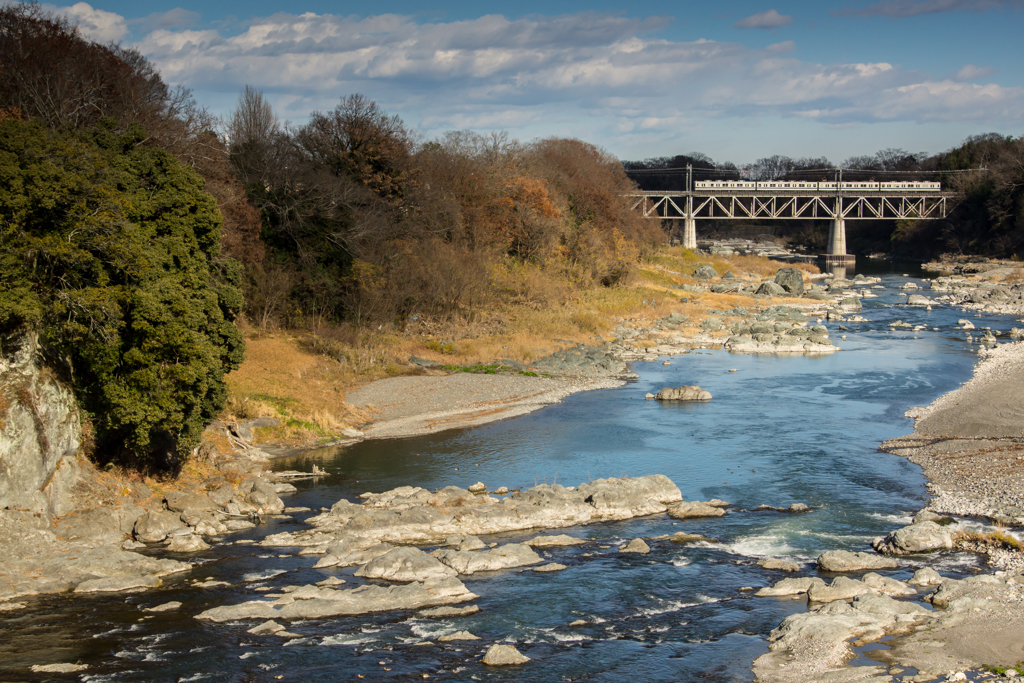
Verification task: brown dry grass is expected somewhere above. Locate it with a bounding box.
[223,332,376,443]
[221,248,815,445]
[648,247,819,280]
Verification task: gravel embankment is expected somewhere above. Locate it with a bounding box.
[345,373,624,439]
[883,340,1024,527]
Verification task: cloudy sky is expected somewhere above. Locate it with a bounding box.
[49,0,1024,164]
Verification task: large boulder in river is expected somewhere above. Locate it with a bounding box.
[654,386,712,401]
[354,546,457,582]
[871,521,955,555]
[817,550,899,573]
[482,644,530,665]
[133,510,187,543]
[773,268,805,295]
[432,543,542,575]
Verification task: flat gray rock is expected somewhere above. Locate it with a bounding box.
[524,534,585,548]
[292,475,683,548]
[668,532,718,544]
[418,604,480,618]
[756,577,826,597]
[438,630,479,641]
[619,538,650,554]
[433,543,542,575]
[144,601,182,612]
[195,577,478,622]
[165,534,210,552]
[808,576,876,603]
[872,522,955,554]
[758,558,800,572]
[817,550,899,572]
[31,663,88,673]
[74,575,161,593]
[667,501,726,519]
[861,572,915,596]
[654,386,712,401]
[164,491,218,513]
[354,546,457,582]
[314,541,396,569]
[533,563,567,572]
[248,620,285,635]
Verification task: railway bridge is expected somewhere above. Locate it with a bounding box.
[628,181,955,266]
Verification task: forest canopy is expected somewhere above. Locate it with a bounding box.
[0,119,244,467]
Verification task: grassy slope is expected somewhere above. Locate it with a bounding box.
[221,248,818,447]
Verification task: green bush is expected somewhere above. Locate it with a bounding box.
[0,119,244,468]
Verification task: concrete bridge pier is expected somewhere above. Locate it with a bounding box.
[827,217,846,254]
[682,217,697,250]
[820,217,855,267]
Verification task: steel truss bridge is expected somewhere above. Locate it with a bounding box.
[627,188,955,264]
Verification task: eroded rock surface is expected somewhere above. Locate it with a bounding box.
[265,475,683,549]
[817,550,899,573]
[195,577,477,621]
[872,521,956,555]
[432,543,542,574]
[354,546,457,582]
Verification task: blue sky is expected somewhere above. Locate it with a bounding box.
[48,0,1024,164]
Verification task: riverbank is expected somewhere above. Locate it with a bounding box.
[752,337,1024,683]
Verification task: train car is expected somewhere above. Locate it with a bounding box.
[692,180,941,191]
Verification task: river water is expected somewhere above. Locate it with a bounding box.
[4,265,1023,682]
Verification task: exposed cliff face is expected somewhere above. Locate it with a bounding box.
[0,334,82,520]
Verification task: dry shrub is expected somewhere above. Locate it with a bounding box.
[570,310,604,334]
[490,258,568,308]
[348,239,493,323]
[223,395,278,421]
[246,260,299,331]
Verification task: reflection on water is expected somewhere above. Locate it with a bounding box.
[1,268,1018,682]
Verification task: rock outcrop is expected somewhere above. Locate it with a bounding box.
[0,334,82,519]
[872,521,956,554]
[432,544,542,574]
[266,475,683,548]
[816,550,899,572]
[195,577,478,622]
[482,644,530,665]
[650,386,712,401]
[773,268,805,295]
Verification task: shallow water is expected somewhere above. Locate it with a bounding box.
[3,266,1022,682]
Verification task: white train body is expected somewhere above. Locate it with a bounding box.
[694,180,941,192]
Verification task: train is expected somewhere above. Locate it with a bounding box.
[694,180,941,191]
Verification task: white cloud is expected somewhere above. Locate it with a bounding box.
[44,1,127,42]
[734,9,794,29]
[131,8,201,32]
[44,4,1024,154]
[954,64,996,80]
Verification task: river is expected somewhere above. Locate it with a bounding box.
[2,264,1020,682]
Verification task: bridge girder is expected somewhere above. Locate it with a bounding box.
[628,191,951,221]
